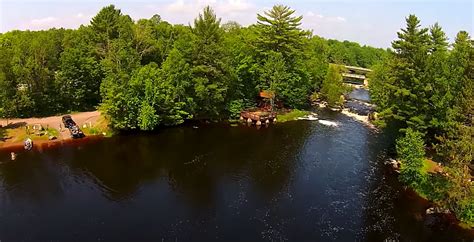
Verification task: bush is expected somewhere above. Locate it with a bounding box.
[396,128,426,189]
[227,99,245,119]
[454,196,474,227]
[320,64,346,108]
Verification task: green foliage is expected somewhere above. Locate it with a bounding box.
[227,99,245,119]
[368,60,393,127]
[0,4,387,130]
[396,129,426,189]
[256,5,306,62]
[320,64,345,107]
[253,5,313,108]
[454,197,474,227]
[190,6,234,118]
[102,63,191,130]
[57,34,103,111]
[327,39,387,68]
[369,14,473,226]
[369,15,470,138]
[436,124,474,225]
[138,102,158,131]
[277,109,310,122]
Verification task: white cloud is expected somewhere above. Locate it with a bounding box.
[301,11,351,42]
[304,11,345,23]
[21,13,92,30]
[143,0,257,26]
[164,0,255,17]
[335,16,346,22]
[166,0,193,14]
[31,16,57,26]
[219,0,254,14]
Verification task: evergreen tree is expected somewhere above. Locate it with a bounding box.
[256,5,306,62]
[254,5,311,108]
[190,6,234,118]
[425,23,451,135]
[373,15,431,132]
[429,23,449,53]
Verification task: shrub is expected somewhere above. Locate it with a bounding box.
[228,99,245,119]
[396,128,426,189]
[455,197,474,227]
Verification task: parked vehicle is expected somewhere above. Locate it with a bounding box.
[62,115,85,138]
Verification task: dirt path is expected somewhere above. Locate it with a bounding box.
[0,111,101,139]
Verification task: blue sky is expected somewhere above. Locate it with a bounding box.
[0,0,472,48]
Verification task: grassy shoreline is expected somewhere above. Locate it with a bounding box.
[276,109,311,122]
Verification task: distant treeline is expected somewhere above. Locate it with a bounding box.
[0,4,386,128]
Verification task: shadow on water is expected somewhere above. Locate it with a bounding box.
[51,123,311,204]
[0,112,472,241]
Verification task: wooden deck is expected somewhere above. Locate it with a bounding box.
[240,110,277,125]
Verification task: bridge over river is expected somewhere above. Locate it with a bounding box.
[339,65,372,86]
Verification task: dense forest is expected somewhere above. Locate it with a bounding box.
[369,15,473,226]
[0,4,386,128]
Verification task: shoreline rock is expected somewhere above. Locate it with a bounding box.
[385,158,401,173]
[426,207,451,215]
[341,108,377,129]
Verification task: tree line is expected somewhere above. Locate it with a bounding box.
[0,4,386,128]
[369,15,473,226]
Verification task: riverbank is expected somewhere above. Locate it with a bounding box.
[277,109,311,122]
[341,108,377,129]
[0,111,110,150]
[386,146,474,230]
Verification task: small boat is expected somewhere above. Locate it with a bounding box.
[24,138,33,150]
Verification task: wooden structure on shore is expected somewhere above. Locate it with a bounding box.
[240,90,278,126]
[240,110,277,126]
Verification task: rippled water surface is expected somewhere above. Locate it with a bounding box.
[0,110,472,241]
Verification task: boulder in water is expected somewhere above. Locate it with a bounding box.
[426,207,450,215]
[385,158,401,171]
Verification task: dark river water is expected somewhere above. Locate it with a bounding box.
[0,110,472,241]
